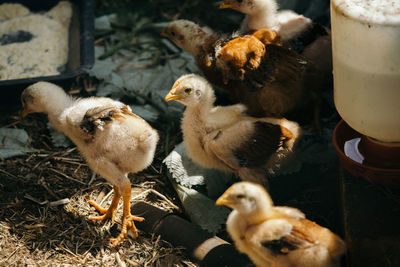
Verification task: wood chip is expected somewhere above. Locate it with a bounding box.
[49,198,70,207]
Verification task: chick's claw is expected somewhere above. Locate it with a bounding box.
[88,199,119,223]
[88,200,108,214]
[110,214,145,247]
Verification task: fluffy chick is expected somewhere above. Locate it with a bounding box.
[219,0,332,80]
[219,0,312,40]
[162,20,316,117]
[216,182,346,267]
[216,29,281,84]
[21,82,159,246]
[165,74,301,186]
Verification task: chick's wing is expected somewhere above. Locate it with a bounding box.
[80,105,137,138]
[248,219,316,257]
[205,119,290,170]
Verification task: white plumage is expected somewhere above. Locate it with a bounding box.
[216,182,346,267]
[21,81,159,246]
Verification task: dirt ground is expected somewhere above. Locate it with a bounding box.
[0,0,342,266]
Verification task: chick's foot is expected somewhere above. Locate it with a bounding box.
[88,187,121,223]
[110,214,144,247]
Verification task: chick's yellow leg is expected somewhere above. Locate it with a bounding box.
[110,182,144,247]
[88,185,121,223]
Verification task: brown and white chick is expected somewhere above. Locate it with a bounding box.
[162,20,316,118]
[216,182,346,267]
[164,74,301,187]
[219,0,332,80]
[219,0,312,40]
[21,81,159,246]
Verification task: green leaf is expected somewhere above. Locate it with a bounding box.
[129,104,159,122]
[0,128,36,158]
[173,183,230,235]
[47,123,72,148]
[163,142,234,234]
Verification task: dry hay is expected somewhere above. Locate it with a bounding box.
[0,108,197,266]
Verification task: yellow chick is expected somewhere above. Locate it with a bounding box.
[21,82,159,246]
[216,182,346,267]
[164,74,301,187]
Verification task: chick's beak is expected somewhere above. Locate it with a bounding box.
[165,90,184,102]
[161,28,169,38]
[21,107,32,118]
[216,193,233,206]
[219,1,233,9]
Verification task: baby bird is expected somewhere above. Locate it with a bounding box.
[219,0,332,80]
[21,82,159,246]
[219,0,312,41]
[215,29,281,84]
[162,20,316,118]
[164,74,301,186]
[216,182,346,267]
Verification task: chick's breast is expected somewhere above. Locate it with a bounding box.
[91,116,158,174]
[181,110,232,172]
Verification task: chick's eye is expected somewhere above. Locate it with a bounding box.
[171,31,176,36]
[184,88,192,94]
[236,194,245,199]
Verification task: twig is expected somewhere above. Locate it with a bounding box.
[49,198,70,207]
[115,252,127,267]
[0,245,21,263]
[40,178,60,199]
[88,172,97,186]
[148,189,180,211]
[24,223,46,229]
[131,189,179,210]
[100,188,114,206]
[0,168,19,179]
[24,194,48,205]
[49,168,86,185]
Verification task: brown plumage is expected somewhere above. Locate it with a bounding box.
[21,82,159,246]
[164,74,301,186]
[219,0,332,85]
[216,182,347,267]
[162,20,317,118]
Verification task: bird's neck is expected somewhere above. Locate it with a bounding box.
[187,101,214,120]
[246,201,273,225]
[185,30,211,57]
[246,1,278,30]
[42,90,74,126]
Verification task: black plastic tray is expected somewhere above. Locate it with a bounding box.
[0,0,94,104]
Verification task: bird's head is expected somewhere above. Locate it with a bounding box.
[161,20,208,56]
[165,74,215,107]
[216,182,273,216]
[21,81,71,118]
[219,0,269,14]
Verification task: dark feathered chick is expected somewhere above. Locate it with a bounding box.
[21,82,159,246]
[219,0,332,84]
[162,20,318,118]
[164,74,301,186]
[216,182,347,267]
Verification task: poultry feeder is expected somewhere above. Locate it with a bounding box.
[0,0,94,103]
[330,0,400,186]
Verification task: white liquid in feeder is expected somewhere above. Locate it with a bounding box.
[331,0,400,142]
